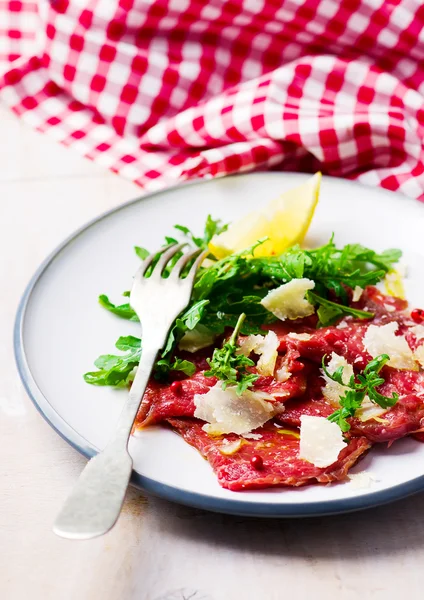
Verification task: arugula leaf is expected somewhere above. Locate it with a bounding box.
[170,358,196,376]
[327,389,364,433]
[165,236,179,245]
[204,215,229,245]
[160,300,210,358]
[204,313,259,395]
[358,355,399,409]
[183,300,210,329]
[114,335,142,351]
[84,336,141,387]
[134,246,150,260]
[308,292,373,327]
[99,295,138,321]
[153,299,209,380]
[325,353,398,431]
[155,357,196,377]
[174,215,228,250]
[84,332,198,386]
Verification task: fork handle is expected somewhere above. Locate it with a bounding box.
[53,346,159,540]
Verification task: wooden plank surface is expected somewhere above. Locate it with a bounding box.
[1,104,423,600]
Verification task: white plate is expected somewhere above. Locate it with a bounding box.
[14,172,424,517]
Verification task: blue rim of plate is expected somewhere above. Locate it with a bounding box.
[13,173,424,517]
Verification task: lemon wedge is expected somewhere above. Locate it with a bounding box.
[209,172,322,258]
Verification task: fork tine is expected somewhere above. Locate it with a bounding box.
[184,249,209,281]
[168,247,202,279]
[136,243,174,278]
[152,242,187,276]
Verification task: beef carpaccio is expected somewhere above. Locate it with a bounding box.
[135,287,424,491]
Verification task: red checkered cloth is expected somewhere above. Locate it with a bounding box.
[1,1,424,197]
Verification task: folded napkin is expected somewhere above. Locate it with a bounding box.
[1,0,423,198]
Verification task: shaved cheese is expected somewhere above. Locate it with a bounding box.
[348,472,375,489]
[321,353,353,407]
[411,325,424,341]
[397,262,408,277]
[373,416,390,424]
[219,439,243,455]
[237,334,263,357]
[261,278,315,321]
[414,344,424,368]
[337,321,348,329]
[194,383,275,435]
[356,397,387,422]
[352,286,363,302]
[384,304,396,312]
[299,416,347,468]
[237,331,279,376]
[363,322,417,370]
[287,332,312,341]
[275,364,292,382]
[242,432,262,440]
[384,269,405,299]
[178,325,215,352]
[256,331,279,375]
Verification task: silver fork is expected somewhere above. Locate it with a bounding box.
[53,243,207,540]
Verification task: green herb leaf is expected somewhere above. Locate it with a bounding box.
[160,299,210,358]
[203,215,229,245]
[308,291,373,327]
[174,215,228,250]
[325,353,398,431]
[204,313,259,395]
[98,295,138,321]
[327,390,364,432]
[135,246,150,260]
[84,336,141,387]
[170,358,196,376]
[115,335,142,351]
[165,236,179,245]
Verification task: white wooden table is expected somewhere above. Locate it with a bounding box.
[2,104,424,600]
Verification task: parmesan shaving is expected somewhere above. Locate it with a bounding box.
[396,262,408,277]
[194,383,275,435]
[411,325,424,341]
[261,278,315,321]
[414,344,424,368]
[237,334,263,357]
[383,304,396,313]
[384,269,406,299]
[348,472,375,489]
[321,353,353,407]
[287,332,312,341]
[178,325,215,352]
[242,432,262,440]
[256,331,279,376]
[219,439,243,455]
[237,331,279,376]
[275,364,292,382]
[363,322,417,370]
[356,397,387,422]
[352,286,363,302]
[299,416,347,468]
